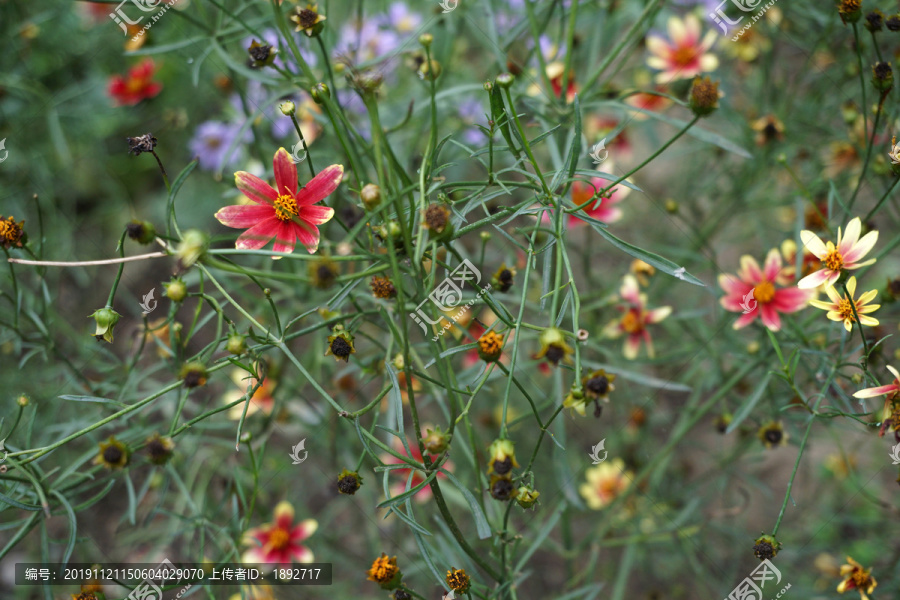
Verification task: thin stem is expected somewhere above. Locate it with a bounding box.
[771,416,815,535]
[8,252,166,267]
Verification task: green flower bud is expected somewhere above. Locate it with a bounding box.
[226,333,246,355]
[495,73,515,88]
[280,100,296,116]
[176,229,208,268]
[89,307,122,343]
[164,278,188,302]
[311,82,330,104]
[125,219,157,245]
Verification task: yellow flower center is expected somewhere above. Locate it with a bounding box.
[267,527,291,551]
[274,193,298,222]
[621,310,643,334]
[598,477,621,498]
[754,281,776,304]
[822,248,844,271]
[837,297,860,323]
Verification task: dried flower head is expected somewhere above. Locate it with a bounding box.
[145,433,175,465]
[126,132,158,155]
[757,420,788,448]
[248,40,277,68]
[838,0,862,24]
[515,486,540,509]
[534,327,574,365]
[477,330,504,363]
[180,362,208,388]
[367,554,402,590]
[487,438,519,475]
[310,258,339,289]
[872,61,893,92]
[325,325,356,362]
[446,568,471,594]
[750,115,785,146]
[291,4,326,36]
[370,276,397,299]
[865,9,884,31]
[360,183,382,210]
[337,469,363,495]
[423,203,452,236]
[491,264,516,293]
[94,436,130,470]
[0,215,26,249]
[887,14,900,31]
[688,76,720,117]
[753,533,782,560]
[126,219,157,245]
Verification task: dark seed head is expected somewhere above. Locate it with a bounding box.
[393,592,412,600]
[248,43,273,65]
[753,541,775,560]
[103,445,123,465]
[330,337,352,358]
[298,8,318,28]
[126,133,158,156]
[887,15,900,31]
[337,474,361,495]
[764,429,782,445]
[498,269,513,292]
[491,477,514,500]
[183,371,204,388]
[545,345,565,364]
[586,375,609,396]
[492,457,512,476]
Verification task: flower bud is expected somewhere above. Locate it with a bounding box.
[226,333,246,355]
[688,76,720,117]
[89,307,122,343]
[360,183,382,211]
[310,82,331,104]
[125,219,157,245]
[164,278,188,302]
[838,0,862,24]
[495,73,515,88]
[16,394,29,407]
[515,486,540,509]
[421,426,451,454]
[483,80,493,92]
[872,61,893,93]
[417,58,441,81]
[664,199,679,213]
[176,229,208,268]
[419,33,433,47]
[280,100,296,116]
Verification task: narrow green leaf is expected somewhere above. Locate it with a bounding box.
[514,500,565,572]
[49,491,77,566]
[59,395,129,408]
[726,372,772,434]
[588,221,705,286]
[438,468,491,539]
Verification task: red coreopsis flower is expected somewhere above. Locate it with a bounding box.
[107,59,163,106]
[603,275,671,360]
[217,149,342,255]
[381,437,453,502]
[242,501,317,567]
[719,249,812,331]
[567,176,627,226]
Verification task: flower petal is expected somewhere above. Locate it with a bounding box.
[295,164,344,206]
[235,218,281,250]
[293,220,322,254]
[771,287,811,312]
[837,217,861,254]
[843,230,878,263]
[797,268,834,289]
[763,249,783,281]
[273,501,295,529]
[738,255,763,283]
[299,205,335,225]
[274,148,299,196]
[235,171,278,205]
[732,310,758,329]
[799,229,827,258]
[623,335,641,360]
[853,384,899,398]
[291,518,318,541]
[646,306,672,324]
[760,303,782,331]
[272,222,297,254]
[215,204,275,229]
[888,365,900,380]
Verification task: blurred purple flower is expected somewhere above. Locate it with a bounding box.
[335,21,400,62]
[458,96,490,146]
[189,121,250,171]
[375,2,422,34]
[337,89,367,116]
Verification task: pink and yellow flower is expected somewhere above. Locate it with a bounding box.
[224,367,276,420]
[853,365,900,437]
[603,275,671,359]
[217,149,342,255]
[798,217,878,289]
[568,175,627,226]
[836,556,877,600]
[645,15,718,84]
[719,249,812,331]
[579,458,632,510]
[808,276,880,331]
[242,501,317,567]
[381,436,453,502]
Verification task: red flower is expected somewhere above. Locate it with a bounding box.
[381,436,453,502]
[107,59,162,106]
[719,249,812,331]
[242,501,317,568]
[217,149,342,255]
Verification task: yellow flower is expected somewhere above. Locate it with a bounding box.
[809,276,880,332]
[836,556,877,599]
[93,437,130,470]
[579,458,632,510]
[757,420,788,448]
[798,218,878,288]
[446,568,471,594]
[367,554,401,590]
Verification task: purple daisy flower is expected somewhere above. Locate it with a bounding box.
[188,121,250,171]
